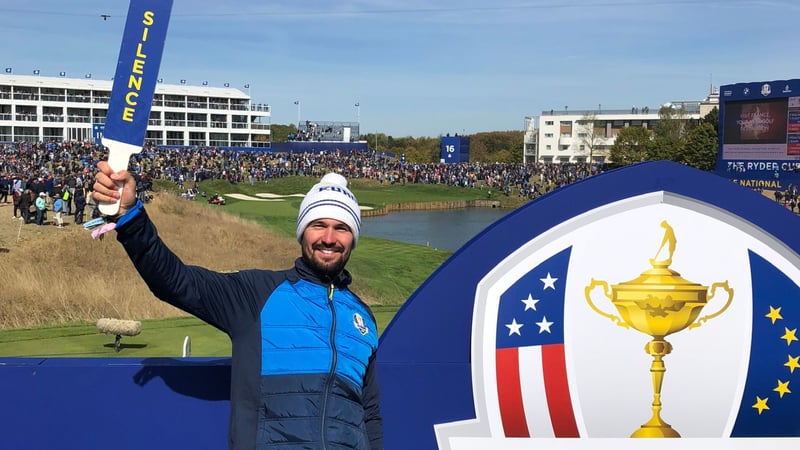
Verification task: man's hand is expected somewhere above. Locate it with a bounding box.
[92,161,137,217]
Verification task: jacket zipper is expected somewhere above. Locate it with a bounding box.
[321,283,337,449]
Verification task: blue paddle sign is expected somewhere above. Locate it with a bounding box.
[100,0,172,215]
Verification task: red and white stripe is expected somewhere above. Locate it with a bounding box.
[496,344,579,438]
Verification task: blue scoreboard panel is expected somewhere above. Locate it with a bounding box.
[716,79,800,189]
[441,135,470,163]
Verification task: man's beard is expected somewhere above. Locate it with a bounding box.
[303,245,350,279]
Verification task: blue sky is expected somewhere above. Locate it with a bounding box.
[2,0,799,137]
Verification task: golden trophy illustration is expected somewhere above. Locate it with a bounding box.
[584,220,733,437]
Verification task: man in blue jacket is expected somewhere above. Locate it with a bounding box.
[93,162,383,450]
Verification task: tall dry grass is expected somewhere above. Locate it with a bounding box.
[0,194,298,329]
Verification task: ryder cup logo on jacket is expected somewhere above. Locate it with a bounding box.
[353,313,369,336]
[375,161,800,450]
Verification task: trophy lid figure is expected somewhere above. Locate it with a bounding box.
[651,220,676,267]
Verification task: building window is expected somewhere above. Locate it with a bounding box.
[546,145,552,150]
[545,120,554,126]
[544,133,554,138]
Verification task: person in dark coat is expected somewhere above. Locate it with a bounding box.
[18,189,32,224]
[73,188,87,224]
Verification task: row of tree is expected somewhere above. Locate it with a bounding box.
[270,106,720,171]
[271,123,525,164]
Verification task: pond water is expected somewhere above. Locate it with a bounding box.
[361,208,511,251]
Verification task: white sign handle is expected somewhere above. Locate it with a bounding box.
[98,137,142,216]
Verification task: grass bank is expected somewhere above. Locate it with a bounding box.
[0,175,520,356]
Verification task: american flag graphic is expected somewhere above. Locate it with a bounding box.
[731,251,800,436]
[495,247,579,437]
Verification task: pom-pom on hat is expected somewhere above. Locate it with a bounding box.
[296,173,361,246]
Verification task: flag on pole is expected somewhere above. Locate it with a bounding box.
[59,71,66,77]
[180,79,186,84]
[4,68,11,74]
[202,81,208,86]
[224,82,230,87]
[244,83,250,89]
[33,69,40,75]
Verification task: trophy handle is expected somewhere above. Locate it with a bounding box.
[585,278,630,329]
[689,281,734,329]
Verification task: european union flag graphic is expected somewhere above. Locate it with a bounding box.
[495,247,579,438]
[732,251,800,436]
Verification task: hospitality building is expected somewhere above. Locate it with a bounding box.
[523,90,719,164]
[0,74,270,148]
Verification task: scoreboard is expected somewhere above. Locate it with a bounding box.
[716,79,800,188]
[441,135,471,163]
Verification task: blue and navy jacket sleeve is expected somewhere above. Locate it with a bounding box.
[114,201,273,333]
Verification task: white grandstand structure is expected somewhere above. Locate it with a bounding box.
[0,73,270,148]
[292,119,360,143]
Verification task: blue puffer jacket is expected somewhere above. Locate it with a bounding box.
[115,201,383,449]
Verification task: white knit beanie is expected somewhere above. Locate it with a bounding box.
[297,173,361,246]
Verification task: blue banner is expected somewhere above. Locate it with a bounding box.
[441,136,470,163]
[104,0,173,146]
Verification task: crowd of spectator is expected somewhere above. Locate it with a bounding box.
[0,141,95,227]
[0,140,605,229]
[773,183,800,214]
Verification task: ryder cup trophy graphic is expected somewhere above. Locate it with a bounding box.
[585,220,733,437]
